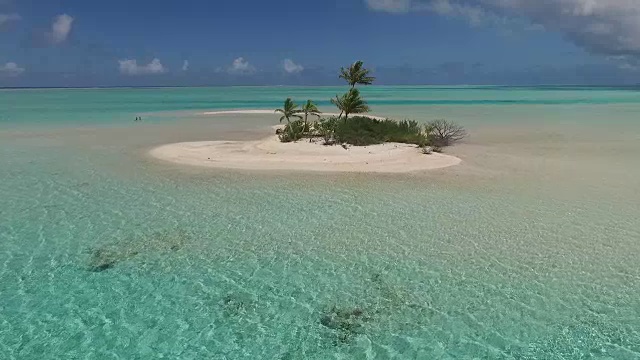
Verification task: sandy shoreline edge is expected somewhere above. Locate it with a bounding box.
[149,110,461,173]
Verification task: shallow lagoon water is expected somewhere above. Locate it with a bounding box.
[1,86,640,359]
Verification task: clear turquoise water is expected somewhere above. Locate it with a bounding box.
[1,86,640,359]
[3,85,640,126]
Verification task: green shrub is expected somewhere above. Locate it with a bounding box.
[333,116,428,146]
[315,116,340,145]
[278,120,306,143]
[278,115,465,148]
[334,116,384,146]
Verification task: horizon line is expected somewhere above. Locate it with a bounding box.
[2,84,640,91]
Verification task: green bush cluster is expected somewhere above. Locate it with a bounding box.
[278,116,466,149]
[315,116,339,144]
[333,116,428,146]
[278,119,306,143]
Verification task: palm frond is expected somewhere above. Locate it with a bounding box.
[338,68,349,80]
[275,97,301,123]
[359,75,375,85]
[331,88,370,119]
[338,60,376,87]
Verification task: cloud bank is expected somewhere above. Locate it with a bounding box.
[222,57,256,75]
[365,0,640,58]
[0,13,21,26]
[0,62,25,77]
[283,59,304,74]
[118,58,166,75]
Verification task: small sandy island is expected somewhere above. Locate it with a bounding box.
[149,111,461,173]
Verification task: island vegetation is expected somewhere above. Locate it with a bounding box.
[276,60,466,152]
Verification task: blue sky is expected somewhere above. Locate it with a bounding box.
[1,0,639,86]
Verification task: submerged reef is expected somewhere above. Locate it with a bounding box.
[87,228,190,272]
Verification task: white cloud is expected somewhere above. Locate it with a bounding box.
[49,14,74,44]
[608,55,640,71]
[430,0,499,27]
[283,59,304,74]
[366,0,413,13]
[118,58,167,75]
[618,62,639,71]
[182,60,189,71]
[0,13,21,26]
[0,62,25,77]
[365,0,640,58]
[223,57,256,75]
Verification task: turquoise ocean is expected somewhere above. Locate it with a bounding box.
[1,86,639,359]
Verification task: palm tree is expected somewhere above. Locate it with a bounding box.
[339,60,375,88]
[330,88,370,121]
[275,98,302,124]
[300,100,321,131]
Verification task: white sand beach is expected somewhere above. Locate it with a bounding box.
[149,133,461,173]
[150,110,461,173]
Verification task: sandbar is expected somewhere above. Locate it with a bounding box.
[150,135,461,173]
[150,110,461,173]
